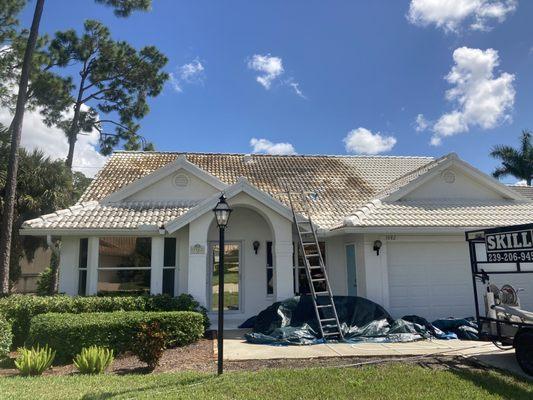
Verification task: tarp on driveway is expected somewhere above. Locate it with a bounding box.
[243,296,462,345]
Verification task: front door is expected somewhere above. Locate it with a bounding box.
[209,242,241,312]
[345,244,357,296]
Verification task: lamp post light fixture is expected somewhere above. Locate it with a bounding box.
[213,194,232,375]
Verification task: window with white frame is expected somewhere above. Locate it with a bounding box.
[97,237,151,295]
[163,237,177,297]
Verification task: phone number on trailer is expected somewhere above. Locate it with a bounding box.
[487,251,533,262]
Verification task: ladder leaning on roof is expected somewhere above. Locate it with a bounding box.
[286,190,344,341]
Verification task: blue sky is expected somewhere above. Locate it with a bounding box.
[15,0,533,181]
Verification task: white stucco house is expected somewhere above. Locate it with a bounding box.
[20,151,533,327]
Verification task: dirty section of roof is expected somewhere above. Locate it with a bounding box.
[342,199,533,228]
[22,201,194,231]
[77,152,434,229]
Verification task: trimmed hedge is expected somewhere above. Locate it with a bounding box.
[0,294,209,347]
[0,315,12,359]
[28,311,204,363]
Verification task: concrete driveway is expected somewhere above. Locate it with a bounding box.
[218,329,531,379]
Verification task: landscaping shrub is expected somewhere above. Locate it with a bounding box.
[28,311,204,363]
[73,346,114,374]
[15,345,55,376]
[131,322,167,371]
[35,267,54,296]
[0,315,12,359]
[0,293,209,347]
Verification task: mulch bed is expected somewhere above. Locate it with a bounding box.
[0,338,491,377]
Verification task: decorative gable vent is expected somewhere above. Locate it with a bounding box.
[173,174,189,189]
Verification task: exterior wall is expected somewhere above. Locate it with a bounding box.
[323,234,366,298]
[405,166,505,200]
[125,170,219,202]
[15,247,51,293]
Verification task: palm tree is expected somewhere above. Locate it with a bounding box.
[491,130,533,186]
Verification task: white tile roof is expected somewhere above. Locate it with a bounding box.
[21,151,533,232]
[343,199,533,228]
[22,201,195,231]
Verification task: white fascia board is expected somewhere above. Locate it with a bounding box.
[326,226,488,236]
[165,178,293,233]
[384,155,528,202]
[20,228,163,237]
[101,155,227,204]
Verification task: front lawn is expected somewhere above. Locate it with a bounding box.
[0,363,531,400]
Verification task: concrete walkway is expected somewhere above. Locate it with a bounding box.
[217,329,531,379]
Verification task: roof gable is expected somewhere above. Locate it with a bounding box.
[165,178,293,233]
[101,155,227,204]
[379,153,527,202]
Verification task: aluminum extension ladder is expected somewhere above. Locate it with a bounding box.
[286,191,344,340]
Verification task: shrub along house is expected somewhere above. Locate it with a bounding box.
[20,151,533,327]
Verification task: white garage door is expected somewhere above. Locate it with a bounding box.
[388,240,475,321]
[388,240,533,321]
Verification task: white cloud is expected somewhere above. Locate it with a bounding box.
[407,0,517,32]
[287,80,306,99]
[170,58,205,93]
[0,106,106,178]
[429,47,515,146]
[247,54,306,98]
[415,114,429,132]
[247,54,284,90]
[343,127,397,155]
[249,137,296,155]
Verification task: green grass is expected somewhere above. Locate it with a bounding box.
[0,364,531,400]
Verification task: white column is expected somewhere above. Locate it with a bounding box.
[58,237,79,295]
[187,213,212,307]
[274,241,294,300]
[273,218,294,301]
[86,237,99,295]
[150,236,164,295]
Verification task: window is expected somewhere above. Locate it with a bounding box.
[163,237,177,297]
[266,241,273,295]
[293,241,326,295]
[97,237,151,295]
[78,238,88,296]
[210,243,240,311]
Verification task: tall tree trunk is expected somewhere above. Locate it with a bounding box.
[65,69,88,170]
[0,0,45,295]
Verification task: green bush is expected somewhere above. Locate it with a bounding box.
[73,346,114,374]
[35,267,54,296]
[131,322,167,371]
[28,311,204,363]
[0,293,209,347]
[15,345,55,376]
[0,315,12,359]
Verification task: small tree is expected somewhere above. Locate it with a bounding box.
[491,130,533,186]
[45,19,168,169]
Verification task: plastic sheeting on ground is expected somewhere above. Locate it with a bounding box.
[243,296,476,345]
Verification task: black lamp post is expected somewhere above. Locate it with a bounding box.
[213,194,232,375]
